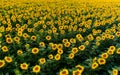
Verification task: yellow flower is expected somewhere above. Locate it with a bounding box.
[101,53,109,59]
[45,35,51,41]
[16,24,20,28]
[0,33,2,37]
[6,38,13,44]
[60,69,69,75]
[54,54,61,61]
[33,65,41,73]
[5,34,11,38]
[25,44,30,49]
[38,58,46,64]
[31,35,37,41]
[70,38,76,43]
[93,57,97,62]
[51,44,57,50]
[48,54,54,60]
[39,42,45,47]
[115,31,120,37]
[116,48,120,54]
[23,33,29,39]
[0,60,5,68]
[72,69,82,75]
[4,56,12,63]
[109,35,115,39]
[98,58,106,65]
[75,65,84,73]
[76,34,83,39]
[78,45,85,51]
[57,49,63,55]
[87,34,94,41]
[113,69,118,75]
[92,62,99,69]
[57,44,63,49]
[96,36,101,41]
[17,50,23,55]
[64,42,71,47]
[69,53,75,59]
[76,34,84,41]
[20,63,29,70]
[32,48,39,54]
[96,42,100,46]
[17,32,22,36]
[72,47,78,54]
[59,26,64,30]
[2,46,8,52]
[109,46,116,51]
[84,41,89,45]
[62,39,68,43]
[13,36,20,42]
[47,30,52,34]
[107,49,114,55]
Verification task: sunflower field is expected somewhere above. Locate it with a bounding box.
[0,0,120,75]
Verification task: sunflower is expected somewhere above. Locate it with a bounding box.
[70,38,76,43]
[57,49,63,55]
[32,65,41,73]
[23,33,29,39]
[109,35,115,39]
[64,42,71,47]
[72,47,78,54]
[39,42,45,47]
[78,45,85,51]
[57,44,63,49]
[38,58,46,64]
[32,48,39,54]
[92,62,99,69]
[54,54,61,61]
[59,69,69,75]
[109,46,116,51]
[101,53,109,59]
[107,49,114,55]
[96,36,101,41]
[17,32,22,36]
[112,69,118,75]
[69,53,75,59]
[25,44,30,49]
[31,35,37,41]
[45,35,51,41]
[116,48,120,54]
[6,38,13,44]
[48,54,54,60]
[96,42,100,46]
[20,63,29,70]
[13,36,20,42]
[115,31,120,37]
[4,56,12,63]
[0,33,2,37]
[62,39,68,43]
[47,30,52,34]
[72,69,82,75]
[59,26,64,30]
[93,57,97,62]
[87,34,94,41]
[17,50,23,55]
[75,65,84,73]
[2,46,8,52]
[84,41,89,45]
[0,60,5,68]
[76,34,83,39]
[51,44,57,50]
[98,58,106,65]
